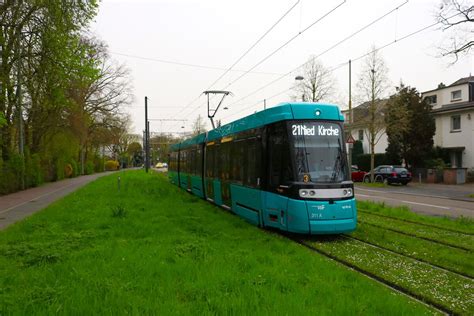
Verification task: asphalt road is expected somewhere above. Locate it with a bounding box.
[355,183,474,218]
[0,172,116,230]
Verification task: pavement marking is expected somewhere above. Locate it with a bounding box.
[356,194,451,210]
[0,180,82,215]
[356,187,449,199]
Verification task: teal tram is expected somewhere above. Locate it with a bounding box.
[168,102,357,234]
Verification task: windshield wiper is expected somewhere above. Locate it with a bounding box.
[330,138,343,182]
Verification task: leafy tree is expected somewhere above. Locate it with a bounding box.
[385,84,435,168]
[356,46,390,181]
[436,0,473,63]
[292,57,334,102]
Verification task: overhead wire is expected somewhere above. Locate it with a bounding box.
[222,0,409,114]
[176,0,347,126]
[169,0,302,130]
[221,10,463,123]
[110,51,285,76]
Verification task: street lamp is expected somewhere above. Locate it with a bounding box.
[295,75,305,102]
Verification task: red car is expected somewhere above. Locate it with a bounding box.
[351,166,367,182]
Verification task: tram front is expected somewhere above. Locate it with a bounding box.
[274,120,356,234]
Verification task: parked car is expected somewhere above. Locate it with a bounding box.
[363,165,412,185]
[351,165,367,182]
[155,162,164,168]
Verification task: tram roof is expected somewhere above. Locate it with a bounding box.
[171,102,343,150]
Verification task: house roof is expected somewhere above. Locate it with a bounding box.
[449,76,474,87]
[422,76,474,94]
[431,101,474,114]
[342,99,388,123]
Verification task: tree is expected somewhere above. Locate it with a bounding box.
[385,84,435,168]
[356,46,390,181]
[293,57,334,102]
[436,0,473,63]
[192,114,207,136]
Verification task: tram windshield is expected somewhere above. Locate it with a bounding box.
[290,121,349,183]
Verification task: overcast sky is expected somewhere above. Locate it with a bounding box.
[92,0,474,135]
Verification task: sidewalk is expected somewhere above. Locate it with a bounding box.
[0,172,115,230]
[356,181,474,202]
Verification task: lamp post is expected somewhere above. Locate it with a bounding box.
[295,75,305,102]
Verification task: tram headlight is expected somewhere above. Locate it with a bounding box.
[309,190,316,196]
[300,190,308,197]
[343,189,353,197]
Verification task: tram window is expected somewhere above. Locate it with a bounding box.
[213,144,220,179]
[220,142,230,180]
[244,137,261,188]
[196,146,202,176]
[268,123,293,188]
[206,144,213,178]
[232,139,245,184]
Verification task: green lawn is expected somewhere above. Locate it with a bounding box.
[0,170,431,315]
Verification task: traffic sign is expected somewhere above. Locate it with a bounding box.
[346,134,356,144]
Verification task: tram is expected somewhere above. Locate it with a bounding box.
[168,102,356,234]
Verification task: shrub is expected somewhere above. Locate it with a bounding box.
[105,160,119,171]
[64,163,73,178]
[354,153,389,171]
[85,161,95,175]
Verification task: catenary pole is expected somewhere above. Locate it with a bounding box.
[145,96,148,173]
[348,59,352,171]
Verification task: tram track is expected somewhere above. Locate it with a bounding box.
[359,220,472,251]
[341,234,474,281]
[358,209,474,236]
[284,234,452,316]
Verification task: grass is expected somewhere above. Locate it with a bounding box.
[350,221,474,278]
[0,170,431,315]
[357,200,474,234]
[305,236,474,315]
[356,182,388,188]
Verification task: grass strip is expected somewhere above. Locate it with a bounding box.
[349,222,474,278]
[359,209,474,236]
[0,171,431,315]
[360,212,474,251]
[305,237,474,315]
[357,200,474,235]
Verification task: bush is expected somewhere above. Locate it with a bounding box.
[85,161,95,175]
[105,160,119,171]
[64,163,73,178]
[354,153,389,171]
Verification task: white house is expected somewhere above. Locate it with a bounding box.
[342,76,474,171]
[421,76,474,169]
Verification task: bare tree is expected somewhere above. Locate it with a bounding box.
[357,46,390,181]
[436,0,473,63]
[293,57,335,102]
[191,114,207,136]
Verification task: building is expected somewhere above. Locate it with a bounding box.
[342,99,388,155]
[421,76,474,169]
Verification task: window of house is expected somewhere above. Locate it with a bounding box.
[451,90,462,101]
[425,95,437,105]
[358,129,364,141]
[451,115,461,131]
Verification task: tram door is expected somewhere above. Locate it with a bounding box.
[220,140,232,208]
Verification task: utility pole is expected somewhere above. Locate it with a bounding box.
[348,59,353,171]
[147,120,150,169]
[145,96,149,173]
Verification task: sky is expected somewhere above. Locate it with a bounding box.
[91,0,474,136]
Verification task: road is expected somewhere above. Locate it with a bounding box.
[0,172,115,230]
[355,184,474,218]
